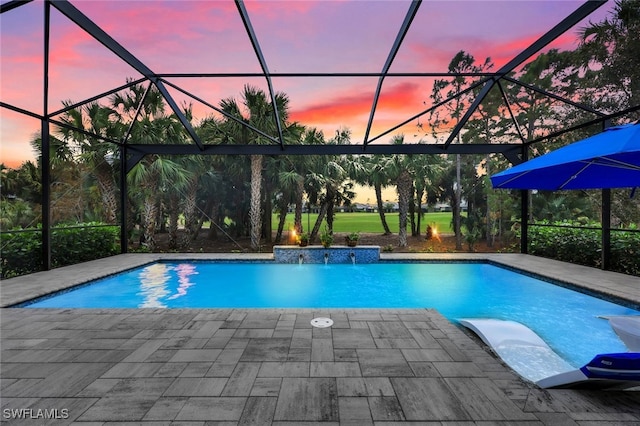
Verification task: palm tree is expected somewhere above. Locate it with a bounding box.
[128,155,188,250]
[114,82,191,250]
[219,85,291,251]
[356,155,393,235]
[382,135,413,247]
[304,129,355,242]
[272,168,303,243]
[295,127,325,233]
[410,150,446,237]
[259,123,307,245]
[57,101,121,224]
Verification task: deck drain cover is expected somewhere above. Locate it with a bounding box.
[310,317,333,328]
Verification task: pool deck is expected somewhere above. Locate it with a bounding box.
[1,253,639,425]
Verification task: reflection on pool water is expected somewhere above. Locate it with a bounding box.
[24,261,639,368]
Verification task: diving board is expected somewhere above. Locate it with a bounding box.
[459,318,640,389]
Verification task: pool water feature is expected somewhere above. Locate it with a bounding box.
[23,261,639,368]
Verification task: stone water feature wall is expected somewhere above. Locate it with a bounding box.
[273,245,380,264]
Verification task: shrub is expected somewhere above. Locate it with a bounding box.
[527,222,640,276]
[1,223,119,279]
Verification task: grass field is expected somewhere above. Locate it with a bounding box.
[272,212,455,234]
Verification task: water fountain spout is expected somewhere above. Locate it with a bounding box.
[349,252,356,265]
[298,254,304,265]
[324,252,329,265]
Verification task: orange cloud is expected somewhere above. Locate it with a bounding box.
[291,81,421,123]
[0,111,40,168]
[288,81,427,143]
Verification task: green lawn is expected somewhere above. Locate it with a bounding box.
[272,211,455,234]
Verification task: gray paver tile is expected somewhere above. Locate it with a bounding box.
[391,377,471,421]
[75,378,119,397]
[287,346,311,361]
[337,378,367,396]
[339,396,372,421]
[121,339,166,362]
[407,328,444,349]
[107,377,174,397]
[290,329,312,348]
[250,378,281,397]
[174,397,246,421]
[408,361,440,377]
[364,377,396,396]
[401,348,452,362]
[469,377,538,421]
[439,338,472,361]
[221,362,260,396]
[374,338,420,348]
[216,348,244,364]
[147,349,178,363]
[257,362,309,377]
[77,396,157,421]
[2,349,73,363]
[357,349,413,377]
[190,321,224,339]
[169,349,222,363]
[333,329,376,349]
[33,363,113,398]
[368,396,406,421]
[433,361,485,377]
[180,362,214,377]
[70,349,132,363]
[443,377,507,421]
[153,361,188,378]
[239,318,278,329]
[311,338,334,361]
[310,362,361,377]
[233,329,273,338]
[273,378,338,422]
[205,362,237,377]
[163,377,228,397]
[368,321,413,339]
[102,362,165,378]
[143,396,189,421]
[225,338,250,349]
[238,396,277,425]
[334,348,358,361]
[1,378,42,398]
[240,338,289,362]
[272,329,293,338]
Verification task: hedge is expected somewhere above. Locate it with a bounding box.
[1,223,119,279]
[528,223,640,276]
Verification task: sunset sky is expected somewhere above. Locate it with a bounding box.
[1,0,613,173]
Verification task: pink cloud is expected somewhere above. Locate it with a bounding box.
[289,81,425,142]
[71,1,257,73]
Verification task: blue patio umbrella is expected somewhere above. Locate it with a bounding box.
[491,123,640,190]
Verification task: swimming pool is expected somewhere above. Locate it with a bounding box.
[22,261,638,368]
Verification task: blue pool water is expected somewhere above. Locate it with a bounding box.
[24,261,638,368]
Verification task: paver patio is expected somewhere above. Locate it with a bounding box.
[1,253,639,425]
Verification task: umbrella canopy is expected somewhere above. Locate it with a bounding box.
[491,123,640,190]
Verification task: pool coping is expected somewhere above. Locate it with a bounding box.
[1,252,639,308]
